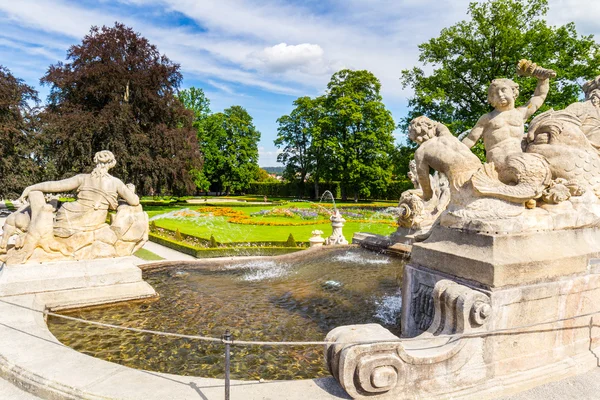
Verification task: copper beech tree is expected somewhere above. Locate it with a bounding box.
[40,23,201,195]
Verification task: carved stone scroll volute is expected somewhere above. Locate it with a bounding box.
[325,280,491,399]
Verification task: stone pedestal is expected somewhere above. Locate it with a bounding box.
[326,213,348,245]
[309,230,325,247]
[0,257,156,308]
[327,226,600,399]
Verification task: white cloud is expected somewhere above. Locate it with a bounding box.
[206,79,234,94]
[546,1,600,37]
[248,43,325,73]
[2,0,597,155]
[258,146,283,166]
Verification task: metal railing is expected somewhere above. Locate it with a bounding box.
[1,298,600,400]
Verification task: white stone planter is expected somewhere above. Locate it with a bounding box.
[309,230,325,247]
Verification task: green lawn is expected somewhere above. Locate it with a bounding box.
[4,200,15,210]
[145,201,398,243]
[133,248,164,261]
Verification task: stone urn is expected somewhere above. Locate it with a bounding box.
[309,230,325,247]
[326,210,348,245]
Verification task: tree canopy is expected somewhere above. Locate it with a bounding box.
[178,87,212,192]
[275,96,323,196]
[198,106,261,195]
[325,69,396,200]
[400,0,600,163]
[40,23,201,195]
[275,70,396,200]
[178,87,211,129]
[0,66,41,198]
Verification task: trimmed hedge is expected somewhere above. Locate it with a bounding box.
[247,182,342,199]
[193,201,288,207]
[149,233,202,257]
[246,180,413,200]
[140,199,179,206]
[149,233,304,258]
[372,180,413,201]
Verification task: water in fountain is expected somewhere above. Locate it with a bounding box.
[47,247,404,381]
[224,260,293,282]
[319,190,337,212]
[373,290,403,325]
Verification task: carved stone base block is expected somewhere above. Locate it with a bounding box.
[352,228,415,256]
[398,262,600,398]
[0,256,157,304]
[327,227,600,399]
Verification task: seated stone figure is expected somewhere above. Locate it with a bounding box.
[462,60,555,183]
[407,116,537,232]
[20,151,139,238]
[0,151,148,264]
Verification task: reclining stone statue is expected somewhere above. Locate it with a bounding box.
[0,150,148,264]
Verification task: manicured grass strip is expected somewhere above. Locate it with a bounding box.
[4,200,14,211]
[134,248,165,261]
[155,225,310,247]
[140,200,178,206]
[152,217,395,243]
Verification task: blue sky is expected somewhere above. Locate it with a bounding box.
[0,0,598,166]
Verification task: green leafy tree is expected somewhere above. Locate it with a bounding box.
[324,69,396,201]
[254,168,278,182]
[0,66,42,198]
[390,143,417,180]
[40,23,202,195]
[275,96,325,197]
[200,112,226,193]
[178,87,212,192]
[400,0,600,167]
[201,106,261,195]
[219,106,261,195]
[178,87,211,128]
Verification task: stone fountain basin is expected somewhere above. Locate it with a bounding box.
[0,252,351,400]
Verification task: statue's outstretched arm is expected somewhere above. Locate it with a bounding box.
[462,117,486,149]
[20,175,84,201]
[116,182,140,206]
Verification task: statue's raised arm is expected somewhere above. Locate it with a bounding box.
[516,59,556,121]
